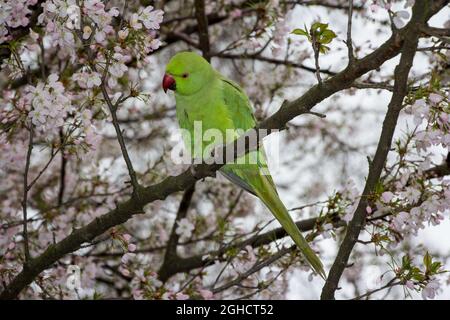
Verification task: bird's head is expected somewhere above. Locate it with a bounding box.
[163,51,213,96]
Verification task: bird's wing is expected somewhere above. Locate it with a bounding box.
[218,76,277,192]
[219,77,257,130]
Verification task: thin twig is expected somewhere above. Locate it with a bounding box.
[212,246,294,294]
[346,0,355,63]
[312,33,323,84]
[194,0,211,62]
[96,57,141,194]
[352,279,401,300]
[57,129,66,206]
[22,124,34,263]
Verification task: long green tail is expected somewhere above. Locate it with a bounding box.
[255,175,326,279]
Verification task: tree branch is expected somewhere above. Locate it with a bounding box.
[420,25,450,37]
[194,0,211,62]
[425,152,450,179]
[211,246,295,294]
[95,59,141,194]
[158,185,196,281]
[22,125,34,264]
[352,279,401,300]
[320,0,430,300]
[57,130,67,206]
[346,0,355,63]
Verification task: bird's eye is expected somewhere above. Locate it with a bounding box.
[182,73,189,78]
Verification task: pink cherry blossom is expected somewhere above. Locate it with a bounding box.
[381,191,394,203]
[176,218,195,238]
[199,289,213,300]
[122,234,132,242]
[175,292,189,300]
[393,10,410,28]
[138,6,164,30]
[422,280,440,300]
[429,93,443,105]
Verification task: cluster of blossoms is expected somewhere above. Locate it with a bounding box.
[2,0,163,83]
[269,13,292,57]
[0,0,37,43]
[120,249,213,300]
[224,0,293,56]
[35,0,155,60]
[407,92,450,150]
[381,91,450,238]
[25,74,72,133]
[375,184,449,238]
[72,70,102,89]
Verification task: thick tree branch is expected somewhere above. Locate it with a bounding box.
[425,152,450,179]
[420,25,450,37]
[320,0,429,300]
[1,0,447,299]
[157,217,337,282]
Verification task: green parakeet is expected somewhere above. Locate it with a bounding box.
[163,51,326,278]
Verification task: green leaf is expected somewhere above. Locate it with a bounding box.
[402,255,412,268]
[431,261,442,273]
[320,29,337,44]
[292,22,336,55]
[423,251,432,272]
[412,273,425,282]
[291,28,308,36]
[319,45,330,54]
[93,291,103,299]
[374,180,385,195]
[311,22,328,34]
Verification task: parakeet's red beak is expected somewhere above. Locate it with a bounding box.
[162,73,176,93]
